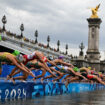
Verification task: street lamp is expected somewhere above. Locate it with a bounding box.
[57,40,60,51]
[35,30,38,44]
[47,35,50,48]
[2,15,7,31]
[79,42,85,56]
[20,23,24,38]
[65,44,68,55]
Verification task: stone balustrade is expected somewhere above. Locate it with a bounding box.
[0,32,71,62]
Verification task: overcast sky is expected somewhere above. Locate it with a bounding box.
[0,0,105,58]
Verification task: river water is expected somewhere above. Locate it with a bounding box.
[1,90,105,105]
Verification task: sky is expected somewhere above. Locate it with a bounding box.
[0,0,105,59]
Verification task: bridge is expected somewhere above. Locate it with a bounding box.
[0,32,71,62]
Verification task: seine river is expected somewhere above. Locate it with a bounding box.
[1,90,105,105]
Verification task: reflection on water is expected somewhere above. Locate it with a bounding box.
[1,90,105,105]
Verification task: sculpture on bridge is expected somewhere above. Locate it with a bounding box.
[90,4,100,18]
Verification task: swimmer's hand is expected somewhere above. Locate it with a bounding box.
[56,66,61,70]
[29,71,35,77]
[52,73,57,77]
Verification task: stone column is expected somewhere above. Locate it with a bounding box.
[86,18,102,71]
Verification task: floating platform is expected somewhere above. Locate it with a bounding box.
[0,80,105,101]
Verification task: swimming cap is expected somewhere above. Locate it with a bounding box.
[88,67,91,70]
[73,67,79,72]
[98,72,102,74]
[58,56,64,59]
[16,54,23,62]
[47,56,53,61]
[12,50,20,56]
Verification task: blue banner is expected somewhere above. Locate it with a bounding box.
[0,81,105,101]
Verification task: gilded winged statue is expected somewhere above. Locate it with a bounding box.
[90,4,100,18]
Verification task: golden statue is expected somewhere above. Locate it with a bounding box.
[90,4,100,18]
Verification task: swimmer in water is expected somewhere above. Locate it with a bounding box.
[51,56,74,68]
[79,67,105,85]
[7,51,57,81]
[0,52,35,77]
[9,59,58,83]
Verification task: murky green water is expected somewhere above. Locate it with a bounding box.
[1,90,105,105]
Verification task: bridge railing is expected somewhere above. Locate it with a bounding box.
[0,32,71,62]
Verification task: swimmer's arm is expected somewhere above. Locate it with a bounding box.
[20,63,31,72]
[29,67,36,71]
[79,67,88,73]
[8,67,19,77]
[36,52,45,64]
[67,68,87,80]
[76,73,88,80]
[68,68,77,75]
[35,54,56,76]
[70,69,88,80]
[60,61,74,68]
[11,59,28,72]
[12,69,21,76]
[29,67,39,71]
[47,59,61,69]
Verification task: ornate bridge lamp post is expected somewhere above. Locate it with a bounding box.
[47,35,50,48]
[79,42,85,56]
[20,24,24,47]
[20,23,24,38]
[65,44,68,55]
[2,15,7,31]
[57,40,60,51]
[35,30,38,44]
